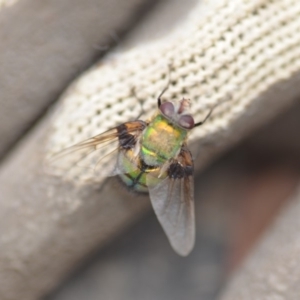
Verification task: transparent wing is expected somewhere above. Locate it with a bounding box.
[45,121,146,183]
[147,149,195,256]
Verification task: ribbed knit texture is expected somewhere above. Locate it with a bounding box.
[47,0,300,182]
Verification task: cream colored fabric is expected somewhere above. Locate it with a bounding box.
[47,0,300,183]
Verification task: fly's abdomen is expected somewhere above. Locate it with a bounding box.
[119,171,148,193]
[117,149,148,192]
[118,149,165,193]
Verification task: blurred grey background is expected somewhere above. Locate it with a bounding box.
[46,100,300,300]
[1,0,300,299]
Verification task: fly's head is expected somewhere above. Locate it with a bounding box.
[159,98,195,130]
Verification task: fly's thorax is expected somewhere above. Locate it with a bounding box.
[141,114,188,166]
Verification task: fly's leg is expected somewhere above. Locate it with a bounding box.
[194,85,239,127]
[131,62,173,119]
[130,86,147,120]
[158,62,173,108]
[157,79,169,108]
[194,104,217,127]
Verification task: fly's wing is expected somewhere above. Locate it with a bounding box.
[46,121,146,183]
[147,148,195,256]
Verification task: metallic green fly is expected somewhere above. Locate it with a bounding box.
[48,87,215,256]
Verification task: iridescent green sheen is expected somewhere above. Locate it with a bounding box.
[119,113,188,192]
[141,114,187,166]
[118,149,149,192]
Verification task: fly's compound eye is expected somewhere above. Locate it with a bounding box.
[179,114,195,129]
[160,102,175,118]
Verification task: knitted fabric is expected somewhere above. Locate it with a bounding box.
[46,0,300,183]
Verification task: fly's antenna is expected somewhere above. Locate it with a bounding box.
[158,62,172,108]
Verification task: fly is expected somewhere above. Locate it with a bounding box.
[47,82,216,256]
